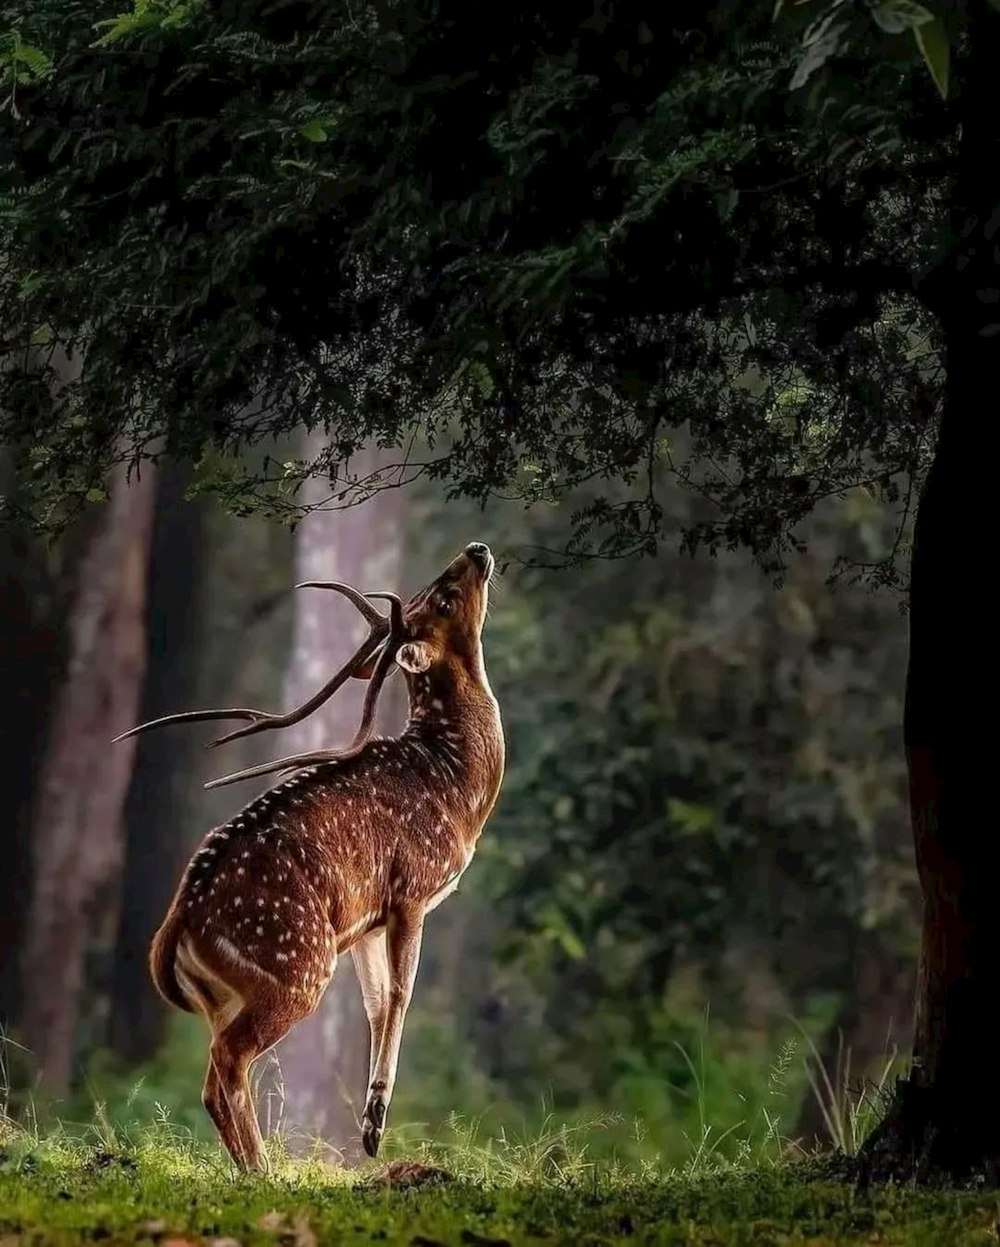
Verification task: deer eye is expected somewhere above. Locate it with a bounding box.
[435,594,455,617]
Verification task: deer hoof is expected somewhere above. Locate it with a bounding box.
[362,1087,387,1157]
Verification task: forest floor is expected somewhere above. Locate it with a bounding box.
[2,1128,1000,1246]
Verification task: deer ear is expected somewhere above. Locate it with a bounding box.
[396,641,433,673]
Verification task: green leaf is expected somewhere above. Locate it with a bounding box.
[790,22,849,91]
[19,271,48,297]
[715,188,740,221]
[298,120,328,143]
[92,11,164,45]
[667,798,716,837]
[870,0,933,35]
[92,0,203,45]
[914,18,949,99]
[86,487,108,503]
[13,43,53,76]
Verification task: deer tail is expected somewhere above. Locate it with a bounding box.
[149,905,196,1014]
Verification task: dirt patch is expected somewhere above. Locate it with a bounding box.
[361,1160,455,1190]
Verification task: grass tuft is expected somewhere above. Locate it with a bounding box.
[796,1024,903,1156]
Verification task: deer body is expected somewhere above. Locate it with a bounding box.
[144,544,502,1169]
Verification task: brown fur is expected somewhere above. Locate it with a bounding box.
[148,545,504,1170]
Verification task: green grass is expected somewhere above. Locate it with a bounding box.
[3,1111,1000,1245]
[0,1007,952,1244]
[66,998,850,1172]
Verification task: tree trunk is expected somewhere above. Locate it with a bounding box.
[17,466,156,1094]
[109,462,209,1064]
[858,3,1000,1184]
[260,438,403,1163]
[0,451,64,1032]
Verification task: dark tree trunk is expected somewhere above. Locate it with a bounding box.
[858,3,1000,1184]
[259,438,403,1163]
[0,451,64,1031]
[109,462,209,1064]
[17,467,156,1094]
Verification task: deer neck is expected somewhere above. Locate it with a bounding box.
[402,655,504,820]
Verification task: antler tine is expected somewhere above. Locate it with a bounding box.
[365,591,404,633]
[204,617,403,790]
[295,581,390,629]
[112,707,273,745]
[113,581,393,748]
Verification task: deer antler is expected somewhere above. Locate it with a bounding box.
[202,589,405,790]
[113,585,405,784]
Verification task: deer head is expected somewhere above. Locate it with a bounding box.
[356,540,494,683]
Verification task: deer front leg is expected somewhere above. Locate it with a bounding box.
[351,929,390,1089]
[361,906,424,1158]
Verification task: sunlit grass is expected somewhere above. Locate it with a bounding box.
[2,1102,1000,1247]
[3,1027,998,1247]
[3,1023,804,1187]
[5,1004,895,1181]
[3,1018,952,1245]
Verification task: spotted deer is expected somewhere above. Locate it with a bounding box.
[117,542,503,1169]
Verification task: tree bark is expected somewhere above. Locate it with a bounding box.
[109,461,209,1064]
[858,2,1000,1184]
[17,466,156,1094]
[259,437,404,1162]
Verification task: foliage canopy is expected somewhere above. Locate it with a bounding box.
[0,0,966,572]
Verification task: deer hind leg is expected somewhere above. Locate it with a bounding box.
[201,1051,254,1170]
[178,935,325,1172]
[207,986,316,1173]
[174,935,259,1168]
[361,908,424,1158]
[351,929,390,1090]
[208,1017,269,1172]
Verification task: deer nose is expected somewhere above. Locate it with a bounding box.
[465,542,492,566]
